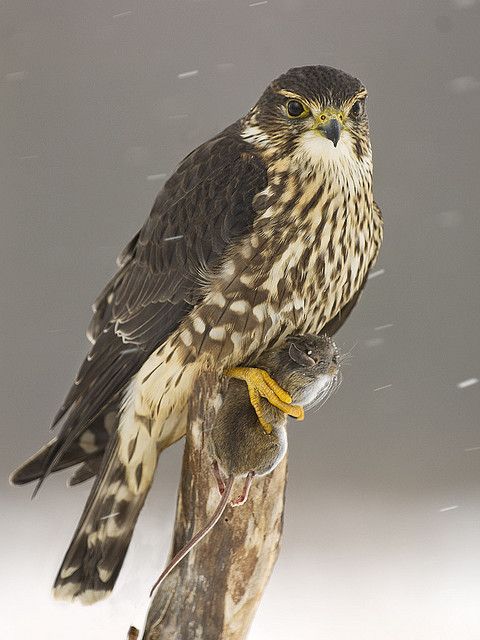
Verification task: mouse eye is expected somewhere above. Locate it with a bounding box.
[307,350,312,356]
[288,342,316,367]
[286,99,310,119]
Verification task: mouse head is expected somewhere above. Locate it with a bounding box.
[284,333,342,408]
[286,333,339,374]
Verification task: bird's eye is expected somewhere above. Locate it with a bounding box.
[349,98,365,119]
[286,99,309,118]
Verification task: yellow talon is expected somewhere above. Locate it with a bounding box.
[226,367,305,434]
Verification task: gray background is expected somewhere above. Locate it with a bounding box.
[2,1,480,638]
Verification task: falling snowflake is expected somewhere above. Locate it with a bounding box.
[456,378,479,389]
[368,268,385,280]
[449,76,480,94]
[177,70,199,79]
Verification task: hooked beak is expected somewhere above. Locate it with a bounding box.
[318,117,341,147]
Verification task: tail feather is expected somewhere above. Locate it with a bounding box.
[53,434,151,604]
[68,459,103,486]
[10,410,117,486]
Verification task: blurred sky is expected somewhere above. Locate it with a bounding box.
[1,0,480,638]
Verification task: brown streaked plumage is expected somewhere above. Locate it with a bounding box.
[11,65,383,604]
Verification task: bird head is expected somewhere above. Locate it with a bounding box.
[242,66,371,173]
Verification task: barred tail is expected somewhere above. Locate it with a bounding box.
[53,433,153,604]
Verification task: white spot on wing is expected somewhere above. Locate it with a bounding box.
[180,329,193,346]
[79,431,97,454]
[209,291,227,307]
[231,331,243,351]
[252,304,266,321]
[230,300,249,314]
[293,295,303,311]
[222,260,236,277]
[209,326,226,341]
[193,317,206,333]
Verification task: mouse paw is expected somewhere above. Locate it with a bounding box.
[230,471,254,507]
[226,366,304,434]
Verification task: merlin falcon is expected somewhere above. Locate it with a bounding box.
[11,65,383,603]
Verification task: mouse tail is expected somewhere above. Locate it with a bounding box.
[150,475,235,596]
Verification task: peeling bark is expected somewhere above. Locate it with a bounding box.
[142,374,287,640]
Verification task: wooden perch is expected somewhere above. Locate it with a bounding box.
[141,373,288,640]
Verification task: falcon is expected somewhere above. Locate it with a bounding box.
[11,65,383,603]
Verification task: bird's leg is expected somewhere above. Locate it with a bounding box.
[225,367,304,434]
[231,471,255,507]
[211,460,226,495]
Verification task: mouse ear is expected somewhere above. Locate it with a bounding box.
[288,341,316,367]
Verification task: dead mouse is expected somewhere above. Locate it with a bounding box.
[150,333,340,595]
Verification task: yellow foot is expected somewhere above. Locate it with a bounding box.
[226,367,304,434]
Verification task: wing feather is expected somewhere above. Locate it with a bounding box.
[36,125,267,487]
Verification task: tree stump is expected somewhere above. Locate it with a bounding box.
[142,373,288,640]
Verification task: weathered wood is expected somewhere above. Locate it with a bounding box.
[142,374,287,640]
